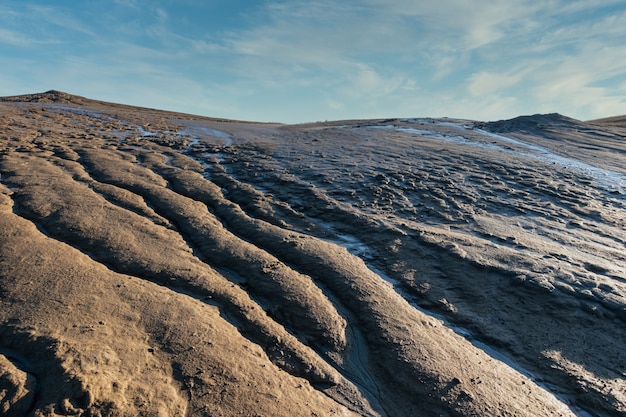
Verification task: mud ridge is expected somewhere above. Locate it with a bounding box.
[2,93,626,416]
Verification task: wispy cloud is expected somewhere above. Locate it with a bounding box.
[457,1,626,118]
[2,0,625,122]
[0,28,56,47]
[113,0,141,8]
[216,0,626,120]
[27,5,96,37]
[468,71,525,97]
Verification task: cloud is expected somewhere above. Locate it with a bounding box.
[326,99,345,111]
[27,5,96,37]
[467,71,524,96]
[3,0,626,123]
[349,64,405,96]
[112,0,142,8]
[0,3,97,50]
[155,7,168,22]
[209,0,626,120]
[359,0,544,49]
[0,28,53,47]
[219,0,555,84]
[527,46,626,119]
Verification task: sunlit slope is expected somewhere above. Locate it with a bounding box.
[1,92,625,416]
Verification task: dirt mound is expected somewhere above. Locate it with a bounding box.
[0,90,89,105]
[479,112,582,133]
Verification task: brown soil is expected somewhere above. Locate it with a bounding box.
[1,92,625,416]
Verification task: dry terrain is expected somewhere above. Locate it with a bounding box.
[1,91,625,416]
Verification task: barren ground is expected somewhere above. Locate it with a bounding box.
[1,91,625,416]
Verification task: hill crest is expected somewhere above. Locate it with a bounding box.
[0,90,89,105]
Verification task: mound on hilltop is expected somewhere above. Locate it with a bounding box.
[0,90,88,105]
[478,113,583,133]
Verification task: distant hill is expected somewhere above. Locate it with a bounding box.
[0,90,244,123]
[0,90,89,105]
[588,114,626,128]
[478,113,583,133]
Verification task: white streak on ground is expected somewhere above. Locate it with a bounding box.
[324,229,593,417]
[137,126,156,137]
[366,122,626,195]
[175,126,232,169]
[473,127,626,195]
[176,126,233,147]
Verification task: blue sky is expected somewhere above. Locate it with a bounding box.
[1,1,626,123]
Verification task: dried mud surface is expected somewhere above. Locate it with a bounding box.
[1,91,625,416]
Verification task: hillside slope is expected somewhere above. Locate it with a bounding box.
[1,92,625,416]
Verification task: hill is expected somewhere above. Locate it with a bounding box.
[588,114,626,128]
[1,92,625,416]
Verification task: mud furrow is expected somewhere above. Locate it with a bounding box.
[140,161,393,411]
[154,151,580,416]
[75,147,349,353]
[1,193,368,416]
[3,96,625,416]
[226,160,625,414]
[0,147,386,414]
[216,121,626,415]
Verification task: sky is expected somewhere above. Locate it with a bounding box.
[1,1,626,123]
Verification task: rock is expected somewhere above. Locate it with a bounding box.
[0,354,36,417]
